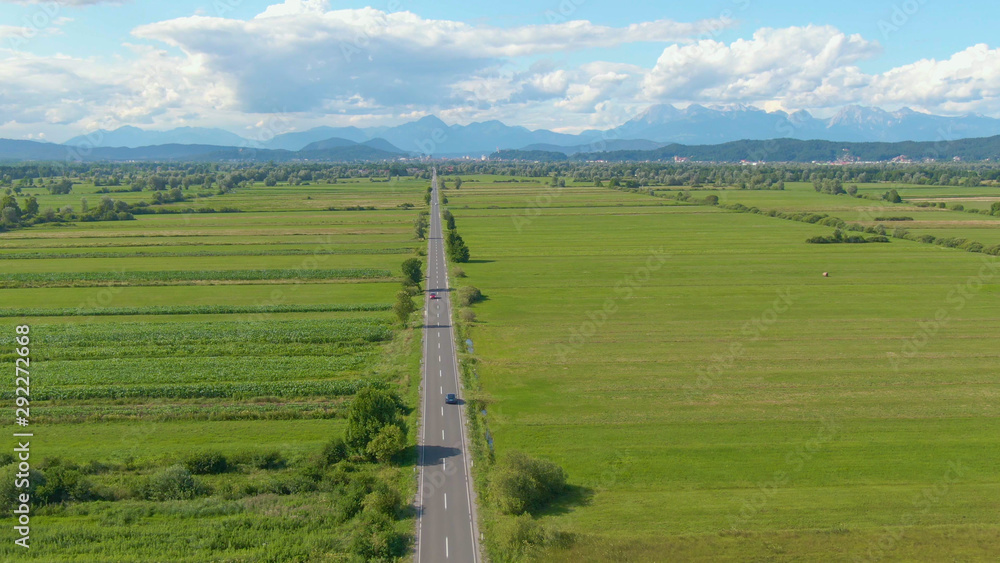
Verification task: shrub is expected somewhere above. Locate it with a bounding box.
[883,189,902,203]
[334,477,372,522]
[35,465,99,504]
[703,195,719,205]
[936,237,966,248]
[321,438,349,466]
[453,267,467,278]
[950,204,965,211]
[400,279,421,296]
[184,451,229,475]
[232,450,286,470]
[489,514,563,562]
[460,309,477,323]
[144,465,209,500]
[806,236,835,244]
[488,451,567,515]
[350,511,408,560]
[0,465,45,515]
[457,286,483,307]
[261,474,316,495]
[365,424,406,463]
[362,483,404,518]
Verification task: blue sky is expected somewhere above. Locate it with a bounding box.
[0,0,998,141]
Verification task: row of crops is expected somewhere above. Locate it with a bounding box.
[0,303,391,318]
[3,318,396,401]
[2,378,382,401]
[3,318,393,361]
[0,247,415,260]
[0,268,394,287]
[0,239,409,249]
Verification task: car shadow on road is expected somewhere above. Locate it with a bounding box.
[420,322,453,330]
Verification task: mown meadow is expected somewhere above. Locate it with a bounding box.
[445,176,1000,561]
[0,176,430,561]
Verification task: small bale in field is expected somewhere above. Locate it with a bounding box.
[823,272,829,277]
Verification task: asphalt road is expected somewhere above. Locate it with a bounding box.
[416,168,480,562]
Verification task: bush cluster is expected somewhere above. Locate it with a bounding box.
[487,451,567,516]
[457,286,483,307]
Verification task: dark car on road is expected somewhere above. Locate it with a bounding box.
[445,393,457,404]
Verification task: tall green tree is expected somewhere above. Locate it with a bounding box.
[401,258,423,286]
[23,196,39,217]
[446,230,471,263]
[393,290,417,324]
[345,387,406,455]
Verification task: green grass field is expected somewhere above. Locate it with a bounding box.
[0,178,428,561]
[449,178,1000,561]
[8,171,1000,561]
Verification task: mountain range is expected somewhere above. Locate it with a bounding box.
[0,138,403,163]
[52,105,1000,158]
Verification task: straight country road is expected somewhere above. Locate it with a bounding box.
[416,167,481,562]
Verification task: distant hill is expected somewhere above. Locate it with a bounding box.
[64,126,249,149]
[299,137,362,151]
[0,139,70,161]
[361,138,404,153]
[296,144,401,161]
[563,136,1000,163]
[491,149,568,162]
[521,139,665,155]
[299,137,403,154]
[0,138,403,162]
[264,126,370,150]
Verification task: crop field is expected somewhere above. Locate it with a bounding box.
[449,177,1000,561]
[0,178,428,561]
